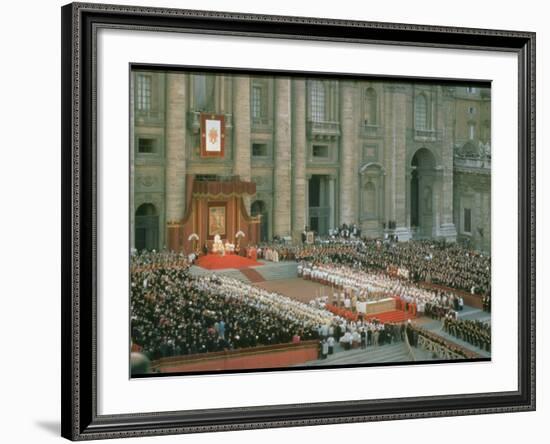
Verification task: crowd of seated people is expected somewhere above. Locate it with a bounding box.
[132,272,322,359]
[131,253,347,360]
[130,252,410,362]
[443,316,491,351]
[130,249,190,272]
[294,238,490,295]
[299,261,464,318]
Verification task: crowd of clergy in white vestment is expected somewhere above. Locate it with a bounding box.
[293,237,490,296]
[299,261,463,319]
[130,252,418,361]
[245,234,490,298]
[130,232,490,362]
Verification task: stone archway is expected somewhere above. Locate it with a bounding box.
[359,162,385,237]
[410,148,437,238]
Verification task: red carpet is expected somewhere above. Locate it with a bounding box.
[196,254,263,270]
[326,305,416,324]
[364,310,416,323]
[239,268,265,283]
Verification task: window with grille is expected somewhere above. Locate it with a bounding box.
[310,80,326,122]
[415,94,428,129]
[252,86,262,119]
[252,143,268,157]
[138,138,156,154]
[136,74,151,111]
[194,75,215,111]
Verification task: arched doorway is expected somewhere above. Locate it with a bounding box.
[251,200,268,242]
[410,148,436,238]
[135,203,159,251]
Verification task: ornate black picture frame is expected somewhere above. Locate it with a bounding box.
[61,2,535,440]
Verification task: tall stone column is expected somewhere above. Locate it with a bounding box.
[438,87,457,241]
[305,175,311,230]
[405,168,412,229]
[292,78,307,239]
[273,77,292,237]
[382,84,410,240]
[393,87,408,230]
[165,73,187,223]
[339,81,359,225]
[328,175,336,230]
[130,73,135,249]
[233,76,252,210]
[165,73,188,251]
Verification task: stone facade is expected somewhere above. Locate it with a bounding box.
[131,71,491,252]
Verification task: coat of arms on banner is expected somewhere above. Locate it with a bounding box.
[200,113,225,158]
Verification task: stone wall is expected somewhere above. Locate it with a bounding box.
[131,71,491,252]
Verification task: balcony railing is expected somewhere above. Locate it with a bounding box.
[362,123,382,138]
[251,117,273,133]
[187,111,233,134]
[307,120,341,141]
[454,157,491,171]
[414,128,440,142]
[134,109,165,125]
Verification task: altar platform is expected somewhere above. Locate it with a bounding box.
[196,253,264,270]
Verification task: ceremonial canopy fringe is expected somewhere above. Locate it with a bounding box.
[192,176,256,197]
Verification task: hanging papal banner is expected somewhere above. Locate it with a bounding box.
[200,113,225,158]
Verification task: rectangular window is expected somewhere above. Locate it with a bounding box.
[252,143,268,157]
[136,74,152,111]
[312,145,329,158]
[137,138,156,154]
[469,106,476,114]
[466,87,477,94]
[194,75,216,111]
[310,81,326,122]
[415,95,428,130]
[464,208,472,233]
[252,86,262,119]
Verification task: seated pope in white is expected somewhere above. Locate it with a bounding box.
[212,234,225,254]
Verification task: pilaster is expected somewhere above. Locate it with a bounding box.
[273,77,292,237]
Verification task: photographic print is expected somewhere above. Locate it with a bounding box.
[129,68,492,377]
[62,3,535,438]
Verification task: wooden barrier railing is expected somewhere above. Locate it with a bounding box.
[410,327,482,360]
[152,340,320,373]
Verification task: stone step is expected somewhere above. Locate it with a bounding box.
[302,342,416,366]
